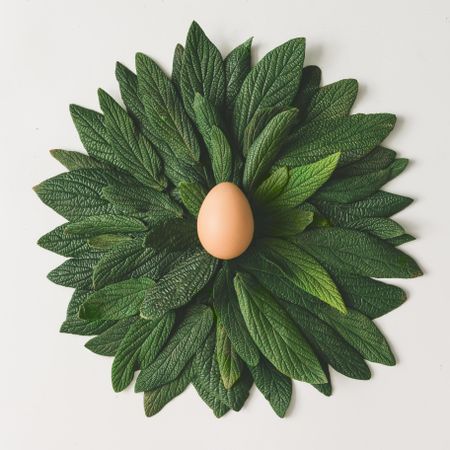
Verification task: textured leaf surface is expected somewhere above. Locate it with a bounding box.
[80,277,154,320]
[140,251,218,320]
[216,320,242,389]
[178,181,207,217]
[50,149,109,171]
[296,228,422,278]
[213,266,260,366]
[207,126,233,183]
[233,38,305,144]
[234,272,326,383]
[250,358,292,417]
[181,21,225,118]
[278,114,396,167]
[136,305,213,391]
[48,254,99,289]
[144,363,192,417]
[65,215,146,237]
[241,238,346,312]
[243,108,297,191]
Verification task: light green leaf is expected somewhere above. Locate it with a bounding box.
[79,277,154,320]
[140,250,218,320]
[266,153,340,211]
[249,358,292,418]
[233,38,305,145]
[178,181,207,217]
[252,166,289,205]
[239,237,346,313]
[135,305,213,391]
[180,21,225,118]
[278,113,396,167]
[243,108,298,191]
[234,272,326,383]
[296,228,422,278]
[213,266,260,367]
[216,320,242,389]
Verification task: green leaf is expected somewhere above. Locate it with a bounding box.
[296,228,422,278]
[65,215,146,237]
[38,223,92,257]
[216,320,242,389]
[98,89,166,190]
[241,238,346,313]
[88,234,132,251]
[144,362,192,417]
[85,317,136,356]
[243,108,298,192]
[242,106,287,156]
[386,233,415,246]
[34,169,117,220]
[249,358,292,418]
[192,93,222,136]
[136,53,200,161]
[332,273,406,319]
[140,250,218,320]
[312,191,413,223]
[278,114,396,167]
[172,43,184,90]
[232,38,305,145]
[60,317,115,336]
[284,303,371,380]
[335,146,396,177]
[234,272,326,383]
[93,238,171,289]
[293,65,321,120]
[265,153,340,211]
[69,104,112,162]
[102,182,183,220]
[79,277,154,320]
[50,149,109,171]
[192,331,251,413]
[252,166,289,205]
[112,318,159,391]
[48,254,99,289]
[207,126,233,183]
[144,218,197,252]
[313,160,407,204]
[302,79,358,124]
[138,312,175,368]
[180,21,225,118]
[178,181,207,216]
[256,209,313,237]
[213,266,260,366]
[343,217,405,239]
[135,305,213,391]
[224,38,252,111]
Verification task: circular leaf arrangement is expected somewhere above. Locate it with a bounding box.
[35,22,422,418]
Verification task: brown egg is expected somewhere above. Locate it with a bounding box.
[197,182,254,260]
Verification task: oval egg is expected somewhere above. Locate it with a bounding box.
[197,182,254,260]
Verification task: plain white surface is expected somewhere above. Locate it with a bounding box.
[1,0,449,449]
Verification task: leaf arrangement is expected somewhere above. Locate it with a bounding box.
[35,22,422,418]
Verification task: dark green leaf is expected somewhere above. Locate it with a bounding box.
[38,223,92,257]
[48,254,99,289]
[50,149,109,171]
[234,272,326,383]
[135,305,213,391]
[65,215,146,237]
[172,43,184,90]
[178,181,207,216]
[216,320,242,389]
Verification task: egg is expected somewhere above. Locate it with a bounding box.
[197,182,254,260]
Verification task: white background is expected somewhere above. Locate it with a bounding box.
[1,0,449,449]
